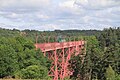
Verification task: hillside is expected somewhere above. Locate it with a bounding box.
[0,27,120,80]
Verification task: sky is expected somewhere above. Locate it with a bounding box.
[0,0,120,31]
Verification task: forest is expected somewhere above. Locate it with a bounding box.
[0,27,120,80]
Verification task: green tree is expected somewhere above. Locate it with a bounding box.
[15,65,49,79]
[105,65,115,80]
[0,36,51,79]
[0,37,19,77]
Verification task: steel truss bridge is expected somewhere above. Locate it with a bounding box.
[35,40,86,80]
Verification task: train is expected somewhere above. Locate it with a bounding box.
[57,35,66,43]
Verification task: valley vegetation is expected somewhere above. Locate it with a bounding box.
[0,27,120,80]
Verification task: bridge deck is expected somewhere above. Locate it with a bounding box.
[35,41,85,52]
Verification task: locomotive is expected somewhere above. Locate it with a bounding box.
[57,35,66,43]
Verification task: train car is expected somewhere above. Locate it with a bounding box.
[57,35,66,42]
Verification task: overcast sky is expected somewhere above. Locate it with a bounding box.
[0,0,120,30]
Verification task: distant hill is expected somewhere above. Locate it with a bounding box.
[0,28,101,43]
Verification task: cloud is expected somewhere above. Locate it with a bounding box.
[75,0,120,10]
[59,0,75,9]
[59,0,85,16]
[37,14,49,19]
[0,0,120,30]
[0,0,50,9]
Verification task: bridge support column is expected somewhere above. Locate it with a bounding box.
[54,50,58,80]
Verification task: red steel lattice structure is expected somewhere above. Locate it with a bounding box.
[35,40,85,80]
